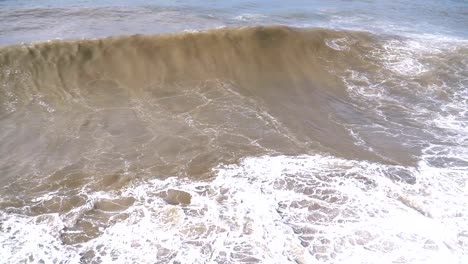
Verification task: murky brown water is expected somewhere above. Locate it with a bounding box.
[0,24,467,264]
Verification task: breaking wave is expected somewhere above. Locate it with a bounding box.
[0,26,467,263]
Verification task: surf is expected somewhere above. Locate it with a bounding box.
[1,25,467,263]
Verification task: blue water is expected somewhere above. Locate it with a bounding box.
[1,0,467,45]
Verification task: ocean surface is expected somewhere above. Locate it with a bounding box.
[0,1,467,263]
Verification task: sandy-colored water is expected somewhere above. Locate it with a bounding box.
[0,16,467,264]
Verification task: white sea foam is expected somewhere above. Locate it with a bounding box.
[325,37,356,51]
[235,14,268,22]
[1,153,467,263]
[0,212,81,263]
[333,35,468,263]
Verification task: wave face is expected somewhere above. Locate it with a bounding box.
[0,26,388,177]
[1,26,467,263]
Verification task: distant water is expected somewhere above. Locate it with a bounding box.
[1,0,467,45]
[0,1,467,264]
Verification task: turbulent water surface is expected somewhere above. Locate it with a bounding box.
[0,1,467,263]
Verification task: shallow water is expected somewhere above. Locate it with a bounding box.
[0,1,467,263]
